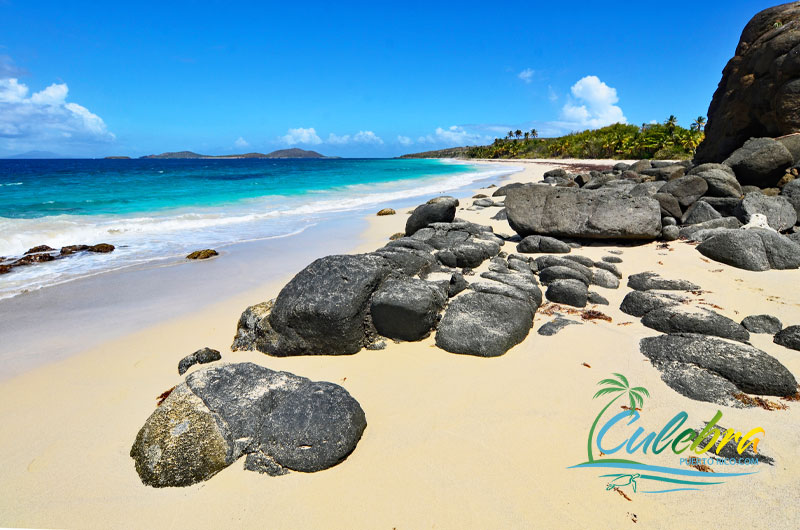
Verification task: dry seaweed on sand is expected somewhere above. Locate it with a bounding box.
[781,387,800,402]
[733,393,788,411]
[689,463,714,473]
[581,309,612,322]
[156,386,176,406]
[581,362,591,368]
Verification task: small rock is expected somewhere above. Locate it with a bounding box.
[187,249,218,260]
[88,243,115,253]
[517,235,571,254]
[774,325,800,351]
[601,255,622,263]
[545,279,588,307]
[588,292,609,305]
[741,314,783,334]
[377,208,396,216]
[627,272,700,291]
[661,225,680,241]
[538,318,582,336]
[25,245,54,254]
[178,347,222,375]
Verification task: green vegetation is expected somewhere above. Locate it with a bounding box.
[403,117,706,160]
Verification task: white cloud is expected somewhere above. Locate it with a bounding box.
[234,136,249,148]
[560,75,626,129]
[518,68,534,84]
[281,127,322,145]
[397,135,413,146]
[326,130,384,145]
[547,85,558,102]
[418,125,490,146]
[327,133,351,144]
[352,130,383,144]
[0,77,114,143]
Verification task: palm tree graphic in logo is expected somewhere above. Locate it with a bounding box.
[587,373,650,463]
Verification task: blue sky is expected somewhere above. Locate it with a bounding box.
[0,1,782,158]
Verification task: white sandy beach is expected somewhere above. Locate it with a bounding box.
[1,159,799,529]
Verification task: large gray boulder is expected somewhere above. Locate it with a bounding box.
[734,192,797,230]
[620,290,690,317]
[681,201,722,225]
[405,199,457,236]
[640,333,798,403]
[252,254,392,356]
[627,272,700,291]
[679,217,742,240]
[774,325,800,351]
[694,3,800,164]
[640,306,750,342]
[435,291,536,357]
[505,184,662,240]
[545,279,589,307]
[781,178,800,218]
[723,138,794,187]
[696,228,800,271]
[659,175,709,208]
[370,278,447,341]
[516,235,571,254]
[131,363,367,487]
[653,193,683,219]
[696,169,743,198]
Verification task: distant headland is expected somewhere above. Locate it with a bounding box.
[138,148,334,159]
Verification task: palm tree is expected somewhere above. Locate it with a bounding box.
[507,130,514,140]
[523,131,530,140]
[514,129,523,139]
[586,373,649,463]
[530,129,538,138]
[692,116,706,131]
[665,115,678,132]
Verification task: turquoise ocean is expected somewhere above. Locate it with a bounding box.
[0,158,516,300]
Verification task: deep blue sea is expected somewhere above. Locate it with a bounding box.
[0,158,515,299]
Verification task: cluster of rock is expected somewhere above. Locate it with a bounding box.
[0,243,115,275]
[186,249,218,260]
[497,140,800,271]
[618,272,798,407]
[131,363,367,487]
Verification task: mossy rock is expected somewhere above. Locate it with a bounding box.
[187,249,219,260]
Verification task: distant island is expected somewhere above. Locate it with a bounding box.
[140,148,334,159]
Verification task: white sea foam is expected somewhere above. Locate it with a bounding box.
[0,163,520,299]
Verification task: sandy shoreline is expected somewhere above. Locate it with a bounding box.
[2,159,799,529]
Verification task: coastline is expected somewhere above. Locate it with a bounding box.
[2,159,799,528]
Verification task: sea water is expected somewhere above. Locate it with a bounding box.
[0,158,516,299]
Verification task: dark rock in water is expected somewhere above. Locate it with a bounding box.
[491,208,508,221]
[261,254,392,356]
[695,0,800,165]
[187,249,218,260]
[741,314,783,334]
[25,245,54,254]
[130,363,367,487]
[697,197,741,218]
[0,264,11,274]
[640,306,750,342]
[492,182,526,197]
[681,201,722,225]
[517,235,571,254]
[659,175,708,208]
[774,325,800,351]
[88,243,115,253]
[734,192,797,231]
[60,244,90,255]
[538,317,582,336]
[627,272,700,291]
[13,253,56,265]
[591,269,620,289]
[593,260,621,278]
[661,225,680,241]
[653,193,682,219]
[724,138,794,188]
[505,184,662,240]
[370,277,447,341]
[539,265,590,286]
[697,228,800,271]
[619,290,689,317]
[695,169,743,198]
[405,200,457,236]
[178,347,222,375]
[435,291,536,357]
[545,279,588,307]
[640,333,798,398]
[587,291,609,305]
